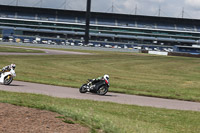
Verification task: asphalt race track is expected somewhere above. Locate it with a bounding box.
[0,45,200,112]
[0,81,200,112]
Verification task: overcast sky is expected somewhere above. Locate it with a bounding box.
[1,0,200,19]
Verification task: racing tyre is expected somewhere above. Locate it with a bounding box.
[4,75,13,85]
[79,84,88,93]
[97,85,108,95]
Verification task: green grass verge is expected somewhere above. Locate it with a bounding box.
[0,46,44,53]
[0,47,200,102]
[0,91,199,133]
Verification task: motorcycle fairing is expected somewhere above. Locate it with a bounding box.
[0,68,16,84]
[92,80,107,92]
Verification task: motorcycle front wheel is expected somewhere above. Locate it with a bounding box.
[79,84,88,93]
[4,75,13,85]
[97,85,108,95]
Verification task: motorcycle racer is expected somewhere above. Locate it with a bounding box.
[88,74,109,90]
[0,64,16,74]
[80,74,110,95]
[91,74,109,83]
[0,63,16,85]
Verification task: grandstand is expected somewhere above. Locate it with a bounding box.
[0,4,200,48]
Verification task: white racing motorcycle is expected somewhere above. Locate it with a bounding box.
[0,68,16,85]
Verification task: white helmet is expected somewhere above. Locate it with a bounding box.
[104,74,109,80]
[11,64,16,69]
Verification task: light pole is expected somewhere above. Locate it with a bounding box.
[85,0,91,45]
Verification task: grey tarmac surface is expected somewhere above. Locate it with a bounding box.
[0,81,200,112]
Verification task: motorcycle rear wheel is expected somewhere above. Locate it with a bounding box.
[79,84,88,93]
[97,85,108,95]
[4,75,13,85]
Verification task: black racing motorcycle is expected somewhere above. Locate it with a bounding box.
[79,79,109,95]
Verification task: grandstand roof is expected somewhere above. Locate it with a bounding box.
[0,4,199,25]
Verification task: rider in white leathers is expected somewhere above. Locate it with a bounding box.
[0,64,16,76]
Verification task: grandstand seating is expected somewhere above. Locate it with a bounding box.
[0,11,15,18]
[38,14,56,21]
[176,24,195,32]
[97,18,115,26]
[0,5,200,47]
[156,23,175,30]
[0,9,197,34]
[117,20,131,27]
[57,16,76,23]
[136,21,156,29]
[90,18,96,24]
[17,13,35,20]
[77,17,85,23]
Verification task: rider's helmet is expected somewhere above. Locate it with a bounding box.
[11,64,16,69]
[104,74,109,80]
